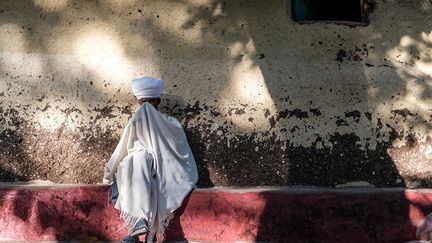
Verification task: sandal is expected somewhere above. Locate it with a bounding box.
[120,235,140,243]
[130,219,149,237]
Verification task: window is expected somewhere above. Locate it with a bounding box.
[292,0,369,25]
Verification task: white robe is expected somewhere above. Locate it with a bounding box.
[103,103,198,242]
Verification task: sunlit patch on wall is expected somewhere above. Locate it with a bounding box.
[32,108,69,131]
[74,28,134,86]
[231,60,272,101]
[220,55,276,131]
[383,34,432,147]
[390,142,432,187]
[32,0,69,12]
[212,2,224,17]
[421,31,432,44]
[104,0,138,10]
[415,32,432,76]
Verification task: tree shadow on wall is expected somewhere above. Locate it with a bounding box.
[156,0,432,182]
[113,0,411,189]
[1,0,432,241]
[148,0,432,241]
[0,0,141,184]
[0,122,34,183]
[2,0,431,188]
[168,0,421,187]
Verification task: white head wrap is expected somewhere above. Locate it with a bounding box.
[132,77,164,99]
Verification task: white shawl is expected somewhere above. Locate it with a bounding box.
[103,103,198,241]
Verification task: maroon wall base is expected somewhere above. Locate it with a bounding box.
[0,185,430,242]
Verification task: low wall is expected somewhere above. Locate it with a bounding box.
[0,185,430,242]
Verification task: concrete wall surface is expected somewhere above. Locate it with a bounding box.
[0,184,431,242]
[0,0,431,187]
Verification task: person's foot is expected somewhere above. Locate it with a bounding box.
[131,219,149,237]
[120,235,140,243]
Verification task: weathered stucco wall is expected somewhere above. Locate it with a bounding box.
[0,0,431,187]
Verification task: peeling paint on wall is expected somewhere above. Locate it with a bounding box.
[0,0,432,187]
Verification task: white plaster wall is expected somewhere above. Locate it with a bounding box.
[0,0,431,186]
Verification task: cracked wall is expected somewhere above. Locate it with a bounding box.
[0,0,431,187]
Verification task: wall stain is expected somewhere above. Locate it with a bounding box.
[336,49,348,63]
[391,108,415,120]
[264,108,271,118]
[186,123,408,187]
[0,104,430,188]
[336,119,349,126]
[268,116,276,129]
[309,109,322,116]
[227,107,246,116]
[93,106,116,119]
[364,112,372,121]
[180,101,203,127]
[277,109,309,120]
[345,110,362,123]
[0,109,117,183]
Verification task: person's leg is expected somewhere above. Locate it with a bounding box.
[116,151,155,238]
[143,156,159,243]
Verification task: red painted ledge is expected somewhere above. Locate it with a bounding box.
[0,184,430,242]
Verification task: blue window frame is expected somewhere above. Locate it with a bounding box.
[292,0,367,24]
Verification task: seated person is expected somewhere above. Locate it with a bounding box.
[103,77,198,243]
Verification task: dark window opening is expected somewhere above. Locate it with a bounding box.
[292,0,369,24]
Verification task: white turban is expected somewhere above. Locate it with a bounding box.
[132,77,164,99]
